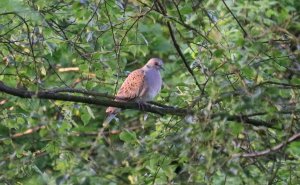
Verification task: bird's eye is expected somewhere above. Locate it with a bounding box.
[154,62,158,65]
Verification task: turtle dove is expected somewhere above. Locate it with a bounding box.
[103,58,164,125]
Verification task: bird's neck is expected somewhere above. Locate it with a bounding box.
[143,65,159,72]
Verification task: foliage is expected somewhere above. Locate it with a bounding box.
[0,0,300,184]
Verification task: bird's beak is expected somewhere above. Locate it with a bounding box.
[159,65,165,71]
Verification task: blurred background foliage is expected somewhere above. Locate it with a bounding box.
[0,0,300,184]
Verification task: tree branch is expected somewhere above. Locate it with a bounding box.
[0,81,291,128]
[225,114,275,128]
[255,81,300,89]
[0,81,190,116]
[232,132,300,158]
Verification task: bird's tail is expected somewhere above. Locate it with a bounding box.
[103,106,120,127]
[102,113,116,127]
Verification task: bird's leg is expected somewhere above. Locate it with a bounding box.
[137,100,148,111]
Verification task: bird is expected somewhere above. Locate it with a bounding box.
[103,58,164,126]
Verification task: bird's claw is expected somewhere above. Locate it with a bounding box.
[137,102,148,111]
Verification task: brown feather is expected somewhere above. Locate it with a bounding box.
[106,69,145,114]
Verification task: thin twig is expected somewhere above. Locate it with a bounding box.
[255,81,300,89]
[221,0,248,37]
[75,0,102,42]
[155,1,202,92]
[10,125,46,138]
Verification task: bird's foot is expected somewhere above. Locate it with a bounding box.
[137,101,148,111]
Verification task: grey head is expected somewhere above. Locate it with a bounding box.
[145,58,164,70]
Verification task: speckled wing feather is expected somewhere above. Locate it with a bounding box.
[105,69,145,115]
[115,69,145,101]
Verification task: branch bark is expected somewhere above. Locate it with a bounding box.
[232,132,300,158]
[0,81,289,128]
[0,81,190,116]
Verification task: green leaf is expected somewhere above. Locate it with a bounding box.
[119,130,137,143]
[214,49,225,58]
[86,106,95,119]
[287,141,300,155]
[80,108,91,126]
[229,122,244,135]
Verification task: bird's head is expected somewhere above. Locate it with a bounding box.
[146,58,164,71]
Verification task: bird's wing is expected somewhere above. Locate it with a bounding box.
[115,69,145,101]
